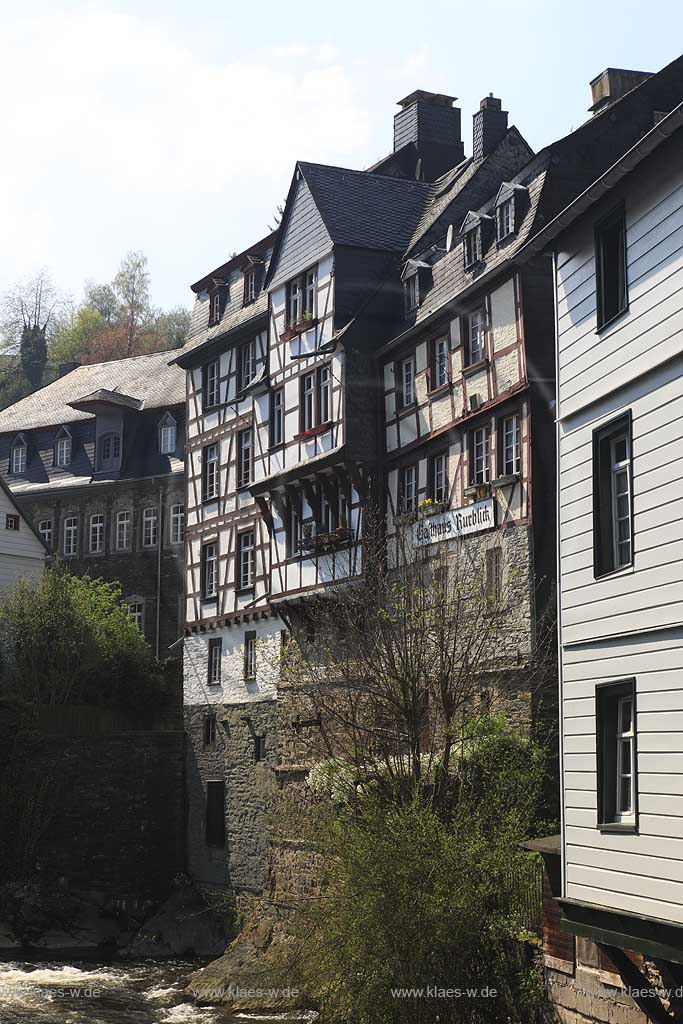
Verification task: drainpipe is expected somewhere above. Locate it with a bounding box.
[156,485,164,660]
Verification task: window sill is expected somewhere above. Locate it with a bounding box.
[281,318,318,342]
[396,401,417,415]
[201,595,218,603]
[462,358,488,378]
[207,681,222,687]
[598,821,637,834]
[236,586,256,597]
[594,561,634,581]
[491,473,519,488]
[269,442,285,453]
[428,382,452,399]
[202,496,219,506]
[294,422,332,441]
[596,304,629,336]
[464,483,491,499]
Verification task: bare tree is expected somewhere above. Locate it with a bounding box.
[1,270,68,389]
[113,250,151,355]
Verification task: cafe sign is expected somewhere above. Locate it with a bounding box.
[413,499,495,547]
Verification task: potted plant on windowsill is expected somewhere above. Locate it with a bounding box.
[281,311,319,342]
[418,497,447,518]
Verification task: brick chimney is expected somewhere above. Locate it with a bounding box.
[589,68,653,114]
[472,95,508,162]
[58,360,81,378]
[393,90,465,182]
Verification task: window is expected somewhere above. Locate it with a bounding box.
[203,714,217,749]
[593,414,632,577]
[202,443,219,501]
[5,513,19,531]
[205,780,225,847]
[209,290,221,326]
[237,529,255,590]
[11,443,26,475]
[142,507,158,547]
[270,388,284,448]
[89,513,105,553]
[432,338,449,389]
[170,504,185,544]
[486,547,503,602]
[239,339,256,391]
[159,414,177,455]
[203,360,220,408]
[55,434,72,467]
[464,228,480,268]
[466,309,486,365]
[400,465,418,514]
[301,373,315,432]
[287,268,316,327]
[405,273,418,312]
[116,510,131,550]
[208,638,222,684]
[597,679,637,829]
[201,542,218,599]
[471,427,490,484]
[244,630,256,680]
[318,365,332,424]
[496,199,513,241]
[243,269,256,305]
[98,433,121,471]
[287,496,301,556]
[127,600,145,631]
[63,516,79,556]
[400,356,415,407]
[596,206,627,329]
[319,490,333,534]
[430,452,448,503]
[502,414,521,476]
[254,734,266,763]
[238,429,252,488]
[39,519,53,547]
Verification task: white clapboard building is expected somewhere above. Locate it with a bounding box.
[0,476,45,588]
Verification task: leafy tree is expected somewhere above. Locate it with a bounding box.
[151,306,192,350]
[83,280,120,324]
[50,306,106,364]
[113,250,152,356]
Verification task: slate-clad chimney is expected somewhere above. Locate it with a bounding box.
[393,90,465,182]
[588,68,653,114]
[472,95,508,162]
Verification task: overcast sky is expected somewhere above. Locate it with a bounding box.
[0,0,681,311]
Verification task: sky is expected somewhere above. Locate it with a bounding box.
[0,0,681,313]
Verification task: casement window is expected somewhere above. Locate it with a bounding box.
[597,679,637,830]
[202,443,219,501]
[5,514,19,531]
[244,630,256,680]
[116,510,131,550]
[170,503,185,544]
[39,519,53,548]
[486,546,503,601]
[55,434,72,467]
[205,780,225,847]
[63,516,79,556]
[237,529,255,590]
[239,339,256,391]
[202,360,220,409]
[286,268,316,326]
[429,452,448,503]
[471,426,490,484]
[466,309,486,365]
[593,414,632,577]
[201,541,218,599]
[254,734,266,763]
[301,373,316,432]
[203,713,217,749]
[243,269,256,305]
[11,443,26,475]
[208,285,227,327]
[142,507,158,547]
[98,433,121,471]
[89,513,105,553]
[432,338,449,389]
[496,199,513,241]
[287,496,301,556]
[208,638,222,684]
[399,355,416,407]
[501,414,521,476]
[127,599,145,631]
[464,228,480,268]
[400,464,418,514]
[596,206,628,330]
[319,488,335,534]
[405,273,418,313]
[238,428,253,488]
[318,365,332,424]
[270,388,284,448]
[158,413,177,455]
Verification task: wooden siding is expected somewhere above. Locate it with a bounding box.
[0,483,45,586]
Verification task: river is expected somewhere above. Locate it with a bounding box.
[0,959,311,1024]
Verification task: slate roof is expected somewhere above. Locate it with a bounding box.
[0,349,186,433]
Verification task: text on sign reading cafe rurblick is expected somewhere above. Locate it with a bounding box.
[413,499,496,547]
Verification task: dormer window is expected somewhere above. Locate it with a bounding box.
[464,228,480,268]
[401,259,431,316]
[208,282,227,327]
[243,269,256,305]
[158,412,177,455]
[98,432,122,471]
[286,268,316,327]
[54,427,72,468]
[405,274,418,313]
[494,182,528,245]
[461,210,492,270]
[496,199,513,241]
[10,435,27,475]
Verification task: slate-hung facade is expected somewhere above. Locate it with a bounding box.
[0,351,186,656]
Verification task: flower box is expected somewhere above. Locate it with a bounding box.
[280,317,319,343]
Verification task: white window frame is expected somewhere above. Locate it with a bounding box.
[202,542,218,599]
[238,529,255,590]
[170,504,185,544]
[615,695,636,823]
[244,632,257,680]
[39,519,53,547]
[468,309,486,365]
[434,338,449,389]
[502,414,521,476]
[210,290,221,324]
[610,433,632,570]
[159,418,177,455]
[208,638,222,684]
[244,269,256,304]
[127,599,145,632]
[433,453,447,503]
[240,339,256,391]
[55,436,72,468]
[11,444,26,474]
[63,516,79,556]
[405,274,418,312]
[238,429,252,488]
[302,373,315,432]
[89,513,105,554]
[204,360,220,408]
[142,507,158,548]
[472,427,490,484]
[203,443,219,501]
[496,199,513,240]
[270,388,284,447]
[99,432,121,471]
[319,365,332,424]
[464,228,480,268]
[401,356,415,406]
[401,465,417,513]
[116,510,131,551]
